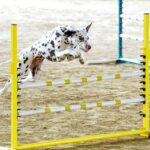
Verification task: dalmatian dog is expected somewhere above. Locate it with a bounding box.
[0,23,92,95]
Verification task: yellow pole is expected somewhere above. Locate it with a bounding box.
[11,24,18,149]
[141,13,149,137]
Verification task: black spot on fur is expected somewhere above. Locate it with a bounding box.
[23,54,26,59]
[64,30,76,37]
[53,58,57,62]
[60,27,67,33]
[56,32,61,37]
[23,57,28,64]
[26,65,29,68]
[47,50,57,61]
[51,41,55,48]
[38,51,43,56]
[42,52,46,55]
[19,63,22,67]
[58,46,60,49]
[25,69,28,73]
[50,50,55,57]
[31,47,35,51]
[45,44,47,47]
[42,43,44,46]
[79,36,84,41]
[64,42,69,44]
[46,56,52,61]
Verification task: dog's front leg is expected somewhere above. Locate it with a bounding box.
[55,49,70,61]
[65,49,85,64]
[20,70,35,83]
[78,51,85,64]
[55,49,80,62]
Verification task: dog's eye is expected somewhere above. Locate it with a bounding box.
[79,36,84,42]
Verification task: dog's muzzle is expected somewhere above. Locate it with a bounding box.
[84,45,91,52]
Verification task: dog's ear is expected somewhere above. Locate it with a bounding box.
[86,22,92,32]
[64,30,76,37]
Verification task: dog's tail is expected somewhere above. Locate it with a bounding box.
[0,50,24,66]
[0,87,9,95]
[0,88,4,95]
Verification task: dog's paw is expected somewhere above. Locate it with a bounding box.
[66,55,75,61]
[79,58,85,64]
[56,56,66,62]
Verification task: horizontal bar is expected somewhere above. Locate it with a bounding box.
[18,97,144,116]
[19,71,143,89]
[120,14,144,22]
[86,59,117,65]
[120,34,143,42]
[0,147,11,150]
[16,129,146,149]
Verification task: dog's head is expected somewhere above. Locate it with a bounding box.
[65,23,92,52]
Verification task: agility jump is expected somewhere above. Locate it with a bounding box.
[0,13,148,150]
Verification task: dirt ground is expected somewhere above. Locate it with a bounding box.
[0,0,150,149]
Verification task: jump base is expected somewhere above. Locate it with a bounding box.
[87,58,141,65]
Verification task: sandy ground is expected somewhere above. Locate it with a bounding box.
[0,0,150,149]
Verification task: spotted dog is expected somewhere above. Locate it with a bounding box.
[0,23,92,95]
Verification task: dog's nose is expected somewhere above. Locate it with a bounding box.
[87,45,91,50]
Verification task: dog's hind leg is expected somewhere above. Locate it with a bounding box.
[20,70,35,83]
[0,61,25,95]
[20,56,44,84]
[0,65,25,95]
[30,56,44,81]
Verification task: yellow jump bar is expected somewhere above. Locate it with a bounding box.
[16,129,147,149]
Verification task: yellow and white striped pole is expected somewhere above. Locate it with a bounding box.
[11,24,18,149]
[18,97,144,116]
